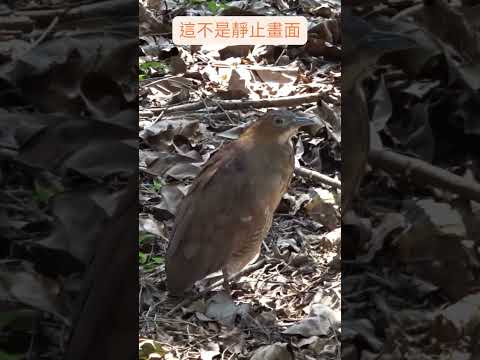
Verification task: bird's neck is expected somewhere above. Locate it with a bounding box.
[241,130,294,149]
[275,132,295,147]
[241,134,294,166]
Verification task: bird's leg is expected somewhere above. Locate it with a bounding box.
[221,268,232,294]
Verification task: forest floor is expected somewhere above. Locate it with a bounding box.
[138,0,341,359]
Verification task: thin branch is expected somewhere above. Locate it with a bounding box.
[141,93,323,116]
[369,149,480,202]
[0,15,34,32]
[16,16,58,59]
[18,0,134,20]
[294,166,341,188]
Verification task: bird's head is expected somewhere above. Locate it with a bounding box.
[243,110,320,144]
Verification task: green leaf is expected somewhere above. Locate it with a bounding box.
[139,252,147,264]
[207,0,219,13]
[139,339,166,360]
[143,262,156,272]
[151,256,164,264]
[138,60,171,80]
[140,61,168,72]
[139,232,155,246]
[32,181,58,205]
[152,179,163,192]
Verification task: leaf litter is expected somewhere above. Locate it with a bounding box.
[139,0,341,358]
[343,0,480,358]
[1,0,137,358]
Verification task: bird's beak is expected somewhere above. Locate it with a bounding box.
[293,114,320,127]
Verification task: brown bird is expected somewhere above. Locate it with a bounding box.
[166,110,318,295]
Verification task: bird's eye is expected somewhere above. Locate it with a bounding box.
[274,118,284,126]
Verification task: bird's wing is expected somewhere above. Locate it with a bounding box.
[168,140,242,253]
[166,141,260,291]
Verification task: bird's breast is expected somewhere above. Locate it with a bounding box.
[251,148,294,191]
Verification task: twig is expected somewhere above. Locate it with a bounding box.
[17,16,58,59]
[274,46,288,66]
[294,166,341,188]
[168,78,215,124]
[369,149,480,202]
[0,15,34,32]
[18,0,135,22]
[16,8,64,22]
[391,3,423,21]
[211,99,234,124]
[166,259,267,316]
[142,93,323,115]
[213,63,297,72]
